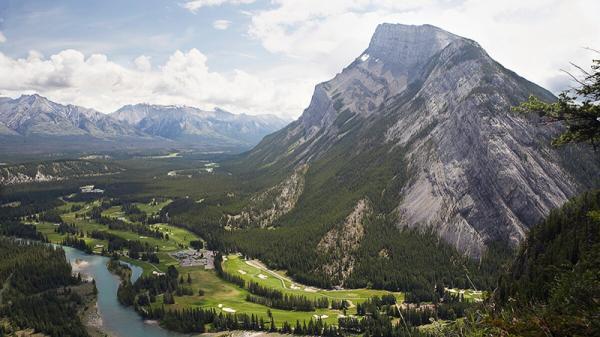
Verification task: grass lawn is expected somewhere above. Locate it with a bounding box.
[136,199,172,214]
[34,200,200,276]
[223,254,404,303]
[156,266,345,327]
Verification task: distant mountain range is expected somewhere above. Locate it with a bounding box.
[112,104,287,146]
[0,94,288,153]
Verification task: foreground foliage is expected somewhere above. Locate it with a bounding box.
[516,57,600,147]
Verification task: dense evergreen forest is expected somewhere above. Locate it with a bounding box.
[491,189,600,336]
[0,237,91,337]
[163,196,511,297]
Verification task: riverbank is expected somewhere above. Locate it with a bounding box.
[74,282,107,337]
[62,246,187,337]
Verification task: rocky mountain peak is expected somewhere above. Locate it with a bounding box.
[243,23,599,259]
[293,24,471,151]
[364,23,461,76]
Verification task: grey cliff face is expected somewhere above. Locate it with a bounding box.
[245,23,599,257]
[384,39,583,256]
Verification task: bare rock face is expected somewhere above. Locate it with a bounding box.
[242,23,599,258]
[224,164,309,229]
[317,199,371,285]
[384,39,582,256]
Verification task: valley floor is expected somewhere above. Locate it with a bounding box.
[26,197,411,329]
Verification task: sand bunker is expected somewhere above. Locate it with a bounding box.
[313,315,328,319]
[223,308,236,313]
[238,270,247,275]
[290,284,301,290]
[258,274,268,279]
[304,287,317,293]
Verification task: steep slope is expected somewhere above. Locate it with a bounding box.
[112,104,288,148]
[491,190,600,336]
[222,23,598,285]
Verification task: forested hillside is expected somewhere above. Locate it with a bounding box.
[491,189,600,336]
[0,238,92,337]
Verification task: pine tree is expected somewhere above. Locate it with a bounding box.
[515,56,600,148]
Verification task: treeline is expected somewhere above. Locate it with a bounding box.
[214,253,245,287]
[246,281,329,311]
[0,221,47,241]
[338,314,429,337]
[355,294,397,315]
[138,304,348,336]
[357,293,471,327]
[89,230,157,259]
[215,254,330,311]
[490,189,600,337]
[141,306,216,333]
[89,211,165,240]
[61,235,92,254]
[107,257,132,281]
[0,187,67,221]
[0,237,90,337]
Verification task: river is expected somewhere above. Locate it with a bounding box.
[62,246,190,337]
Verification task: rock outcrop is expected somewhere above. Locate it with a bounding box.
[317,199,371,285]
[225,164,309,229]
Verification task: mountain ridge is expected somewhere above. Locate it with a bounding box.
[111,103,288,146]
[0,94,288,152]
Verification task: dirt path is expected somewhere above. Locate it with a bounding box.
[245,260,291,289]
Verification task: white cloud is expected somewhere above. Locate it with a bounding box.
[248,0,600,94]
[213,19,232,30]
[0,31,6,43]
[182,0,255,13]
[134,55,152,71]
[0,48,309,119]
[3,1,599,120]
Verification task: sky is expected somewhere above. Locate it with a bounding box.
[0,0,598,119]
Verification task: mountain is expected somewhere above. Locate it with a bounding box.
[0,95,287,153]
[111,104,288,148]
[0,94,139,137]
[216,23,599,287]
